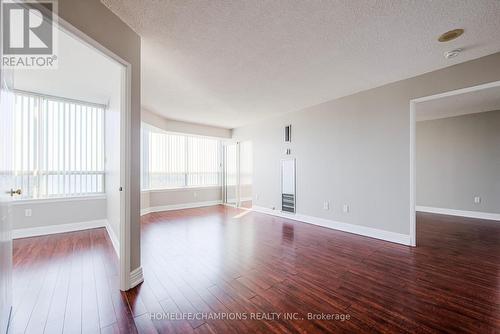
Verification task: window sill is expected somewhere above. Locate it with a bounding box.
[142,185,221,193]
[11,194,106,205]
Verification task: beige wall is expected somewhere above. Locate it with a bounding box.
[417,110,500,214]
[141,187,222,213]
[142,109,232,138]
[58,0,142,272]
[12,197,106,230]
[233,53,500,236]
[140,191,150,211]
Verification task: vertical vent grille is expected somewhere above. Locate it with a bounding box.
[282,193,295,213]
[284,125,291,142]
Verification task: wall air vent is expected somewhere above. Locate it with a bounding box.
[282,193,295,213]
[284,125,291,142]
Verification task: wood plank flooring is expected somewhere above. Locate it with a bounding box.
[11,205,500,333]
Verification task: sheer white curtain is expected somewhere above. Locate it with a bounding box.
[13,91,105,199]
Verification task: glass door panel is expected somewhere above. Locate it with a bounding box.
[223,143,238,206]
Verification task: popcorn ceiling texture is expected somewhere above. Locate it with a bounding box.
[102,0,500,128]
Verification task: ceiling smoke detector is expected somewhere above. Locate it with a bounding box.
[444,49,462,59]
[438,29,464,42]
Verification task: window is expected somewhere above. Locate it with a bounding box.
[13,91,105,199]
[141,124,221,190]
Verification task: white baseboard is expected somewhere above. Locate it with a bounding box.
[416,206,500,221]
[13,219,108,239]
[105,221,120,257]
[141,200,222,216]
[130,266,144,289]
[252,206,411,245]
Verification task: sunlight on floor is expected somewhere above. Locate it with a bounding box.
[232,209,252,219]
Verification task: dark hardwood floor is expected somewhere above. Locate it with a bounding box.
[11,205,500,333]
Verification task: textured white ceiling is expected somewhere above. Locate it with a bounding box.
[102,0,500,129]
[14,28,121,105]
[416,85,500,121]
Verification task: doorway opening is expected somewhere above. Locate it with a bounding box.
[0,14,134,333]
[222,141,253,208]
[409,80,500,246]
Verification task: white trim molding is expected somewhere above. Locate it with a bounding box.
[416,206,500,221]
[141,200,222,216]
[142,185,222,193]
[252,206,411,245]
[13,219,108,239]
[129,267,144,289]
[105,222,120,257]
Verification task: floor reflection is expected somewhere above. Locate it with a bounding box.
[282,223,295,244]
